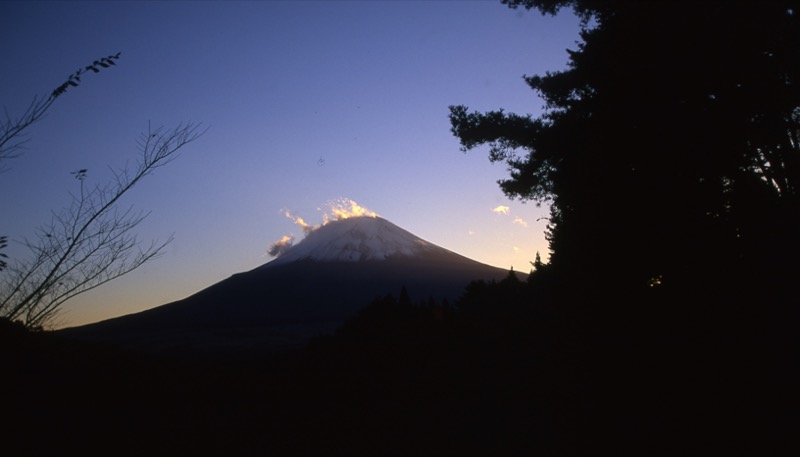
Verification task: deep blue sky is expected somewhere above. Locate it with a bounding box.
[1,1,581,327]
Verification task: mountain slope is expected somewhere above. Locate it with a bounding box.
[59,217,518,354]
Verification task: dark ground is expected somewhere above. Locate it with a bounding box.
[3,304,798,456]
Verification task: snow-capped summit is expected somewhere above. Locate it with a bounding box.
[266,216,442,266]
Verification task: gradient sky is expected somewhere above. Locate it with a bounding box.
[1,1,580,328]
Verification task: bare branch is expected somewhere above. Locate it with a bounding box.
[1,122,204,328]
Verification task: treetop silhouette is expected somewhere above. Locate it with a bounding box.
[450,1,799,308]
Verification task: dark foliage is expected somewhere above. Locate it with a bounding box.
[453,2,800,278]
[7,276,797,456]
[450,0,800,350]
[446,1,800,454]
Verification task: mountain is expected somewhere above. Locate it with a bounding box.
[266,215,443,264]
[58,217,518,355]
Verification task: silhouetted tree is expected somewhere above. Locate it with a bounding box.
[450,1,800,322]
[530,252,543,273]
[502,267,520,285]
[398,285,412,306]
[457,272,532,320]
[0,56,205,328]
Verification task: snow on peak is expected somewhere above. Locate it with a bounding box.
[265,216,437,266]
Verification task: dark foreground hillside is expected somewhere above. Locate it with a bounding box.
[3,292,798,456]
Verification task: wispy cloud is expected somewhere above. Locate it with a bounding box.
[284,210,317,236]
[267,235,294,258]
[513,217,528,228]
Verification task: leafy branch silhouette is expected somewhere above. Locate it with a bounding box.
[1,52,121,170]
[50,52,121,99]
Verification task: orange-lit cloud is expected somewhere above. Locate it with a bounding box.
[267,235,294,257]
[284,210,318,235]
[328,198,379,220]
[492,205,510,215]
[513,217,528,228]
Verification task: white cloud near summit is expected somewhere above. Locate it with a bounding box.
[267,235,294,258]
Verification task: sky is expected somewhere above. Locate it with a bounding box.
[0,1,581,328]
